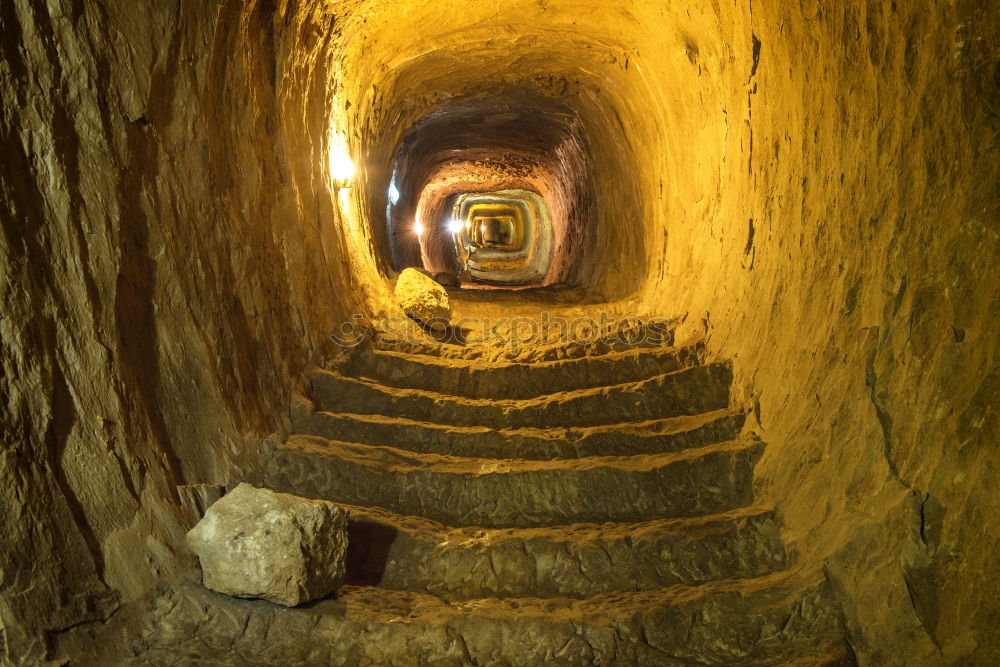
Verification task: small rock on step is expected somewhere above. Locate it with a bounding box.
[395,267,451,329]
[186,483,349,607]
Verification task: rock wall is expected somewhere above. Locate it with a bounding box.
[1,0,997,663]
[0,1,363,661]
[649,3,999,663]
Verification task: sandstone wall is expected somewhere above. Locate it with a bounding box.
[654,3,999,663]
[0,1,359,660]
[1,0,996,663]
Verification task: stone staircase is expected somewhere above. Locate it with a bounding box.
[126,338,851,665]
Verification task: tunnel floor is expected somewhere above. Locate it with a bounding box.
[123,334,852,665]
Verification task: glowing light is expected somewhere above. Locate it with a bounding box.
[388,183,400,205]
[447,218,464,233]
[414,221,425,236]
[328,135,355,187]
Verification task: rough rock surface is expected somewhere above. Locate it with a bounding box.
[307,363,732,428]
[222,335,848,664]
[394,267,452,326]
[432,270,461,288]
[341,343,702,399]
[124,575,847,666]
[269,435,762,527]
[339,505,788,600]
[0,0,996,663]
[186,483,348,607]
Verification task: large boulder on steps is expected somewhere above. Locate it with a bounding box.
[395,267,451,328]
[186,483,348,607]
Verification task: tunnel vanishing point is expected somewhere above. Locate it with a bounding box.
[1,0,998,665]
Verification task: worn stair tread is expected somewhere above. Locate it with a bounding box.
[338,343,704,399]
[368,329,677,364]
[310,361,726,407]
[340,502,787,598]
[307,362,732,428]
[292,403,746,460]
[265,435,764,527]
[362,341,699,371]
[343,500,775,540]
[124,568,849,666]
[278,433,760,474]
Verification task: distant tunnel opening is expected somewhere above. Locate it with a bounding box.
[383,95,597,290]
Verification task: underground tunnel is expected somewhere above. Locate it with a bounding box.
[0,0,997,664]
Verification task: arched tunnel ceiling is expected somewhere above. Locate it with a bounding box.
[331,11,662,305]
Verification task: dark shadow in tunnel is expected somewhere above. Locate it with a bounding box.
[344,520,399,586]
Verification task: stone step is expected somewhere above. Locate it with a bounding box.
[264,436,764,528]
[367,323,676,363]
[291,401,745,460]
[342,504,787,599]
[338,344,703,399]
[124,571,850,666]
[306,362,732,429]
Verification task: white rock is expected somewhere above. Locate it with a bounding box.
[186,483,348,607]
[395,267,452,328]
